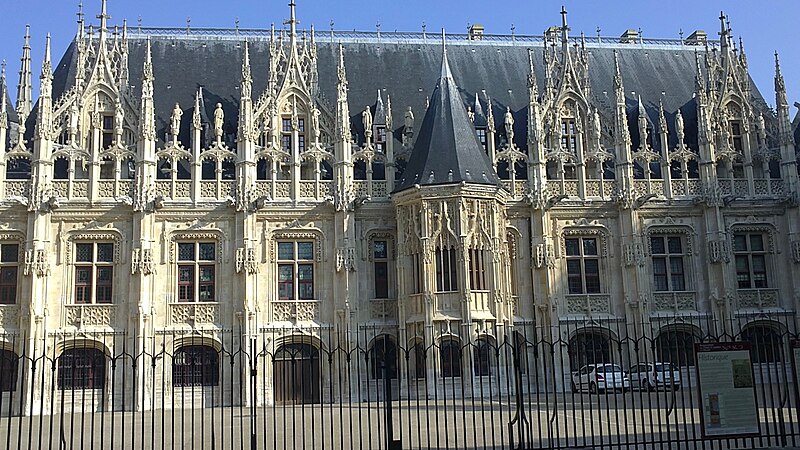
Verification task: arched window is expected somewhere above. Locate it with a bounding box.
[0,349,18,392]
[412,340,426,379]
[569,329,610,371]
[6,157,31,179]
[656,327,698,367]
[440,338,462,378]
[741,324,783,364]
[273,343,321,404]
[473,337,494,377]
[173,345,219,387]
[369,336,398,380]
[57,348,106,390]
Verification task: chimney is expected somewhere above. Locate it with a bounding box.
[468,24,485,41]
[685,30,708,45]
[619,29,639,44]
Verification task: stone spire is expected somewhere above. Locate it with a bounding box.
[560,6,570,44]
[396,35,499,191]
[97,0,110,42]
[34,34,54,142]
[613,51,631,157]
[239,40,254,146]
[241,40,252,99]
[0,62,7,153]
[140,37,155,143]
[775,52,788,110]
[16,25,33,121]
[335,44,350,144]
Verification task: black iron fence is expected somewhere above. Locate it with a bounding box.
[0,312,798,449]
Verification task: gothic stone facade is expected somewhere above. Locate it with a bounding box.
[0,3,797,412]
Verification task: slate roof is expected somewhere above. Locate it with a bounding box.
[41,33,773,164]
[395,46,499,191]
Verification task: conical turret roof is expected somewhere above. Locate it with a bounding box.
[395,44,499,191]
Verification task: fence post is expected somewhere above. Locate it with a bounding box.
[383,335,401,450]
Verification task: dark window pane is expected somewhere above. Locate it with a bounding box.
[374,261,388,299]
[733,234,747,252]
[749,234,764,252]
[583,238,598,256]
[373,241,388,259]
[198,243,216,261]
[278,243,294,260]
[76,244,93,262]
[650,237,665,255]
[97,243,114,262]
[178,243,195,261]
[297,242,314,260]
[565,238,580,256]
[667,237,682,254]
[0,244,18,263]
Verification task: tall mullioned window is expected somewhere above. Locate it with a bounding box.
[435,247,458,292]
[177,242,216,302]
[74,243,114,304]
[651,236,686,291]
[0,243,19,305]
[277,242,315,300]
[373,240,389,299]
[565,237,600,294]
[734,233,768,289]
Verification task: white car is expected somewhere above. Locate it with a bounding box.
[629,362,681,391]
[571,364,630,393]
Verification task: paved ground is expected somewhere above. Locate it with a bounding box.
[0,390,798,449]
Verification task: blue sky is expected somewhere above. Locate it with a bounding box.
[1,1,797,114]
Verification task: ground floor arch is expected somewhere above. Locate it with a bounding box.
[273,341,321,404]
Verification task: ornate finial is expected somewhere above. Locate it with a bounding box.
[42,33,52,78]
[775,51,787,107]
[285,0,299,39]
[560,6,569,43]
[97,0,110,32]
[441,28,446,56]
[77,1,85,34]
[122,19,127,40]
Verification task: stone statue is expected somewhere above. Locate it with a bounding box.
[592,109,601,143]
[467,106,475,123]
[675,109,685,144]
[214,103,224,140]
[756,113,766,143]
[504,107,514,143]
[170,103,182,138]
[311,107,321,143]
[404,107,414,133]
[114,101,124,140]
[638,113,649,148]
[362,106,373,137]
[68,102,79,138]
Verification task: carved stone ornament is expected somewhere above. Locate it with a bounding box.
[623,241,645,267]
[792,240,800,264]
[533,242,555,269]
[236,247,258,274]
[25,248,50,277]
[131,248,155,275]
[708,239,730,264]
[336,246,356,272]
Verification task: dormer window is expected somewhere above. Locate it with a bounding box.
[476,128,488,153]
[375,126,386,152]
[561,119,577,153]
[101,115,114,150]
[729,120,745,178]
[281,118,292,152]
[298,118,306,152]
